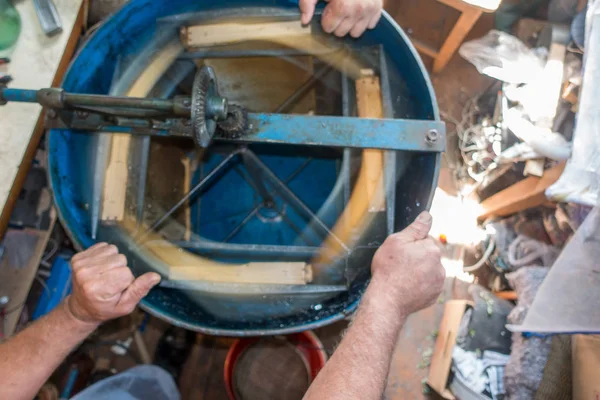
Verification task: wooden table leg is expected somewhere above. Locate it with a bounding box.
[433,8,483,73]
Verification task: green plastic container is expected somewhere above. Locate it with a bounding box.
[0,0,21,50]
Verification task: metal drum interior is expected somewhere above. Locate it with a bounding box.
[48,0,441,335]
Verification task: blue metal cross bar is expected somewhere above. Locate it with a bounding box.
[1,86,446,152]
[229,113,446,153]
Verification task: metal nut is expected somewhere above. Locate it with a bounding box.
[425,129,439,144]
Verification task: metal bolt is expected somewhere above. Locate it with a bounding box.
[426,129,440,144]
[47,109,57,119]
[206,95,228,121]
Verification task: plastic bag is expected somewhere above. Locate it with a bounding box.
[546,1,600,206]
[71,365,180,400]
[459,30,545,83]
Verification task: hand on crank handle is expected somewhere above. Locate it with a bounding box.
[299,0,383,38]
[67,243,161,325]
[371,211,445,315]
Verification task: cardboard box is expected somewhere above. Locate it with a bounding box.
[573,334,600,400]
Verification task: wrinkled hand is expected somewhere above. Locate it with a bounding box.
[67,243,161,325]
[371,211,445,315]
[300,0,383,38]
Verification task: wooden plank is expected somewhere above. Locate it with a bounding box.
[433,8,483,73]
[182,20,311,48]
[427,300,472,400]
[123,215,312,285]
[355,70,385,213]
[0,0,84,239]
[201,56,316,114]
[181,157,193,241]
[101,41,183,221]
[477,163,566,222]
[312,70,385,267]
[0,209,57,337]
[170,262,313,285]
[183,23,366,79]
[385,278,471,399]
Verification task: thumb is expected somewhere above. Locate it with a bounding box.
[117,272,161,313]
[394,211,432,244]
[299,0,318,24]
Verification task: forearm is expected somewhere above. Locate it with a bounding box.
[303,277,407,400]
[0,298,98,400]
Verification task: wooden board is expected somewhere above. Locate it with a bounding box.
[182,20,311,48]
[477,163,565,222]
[427,300,472,400]
[355,70,385,213]
[0,0,84,239]
[201,56,316,114]
[0,209,57,337]
[183,23,366,79]
[101,41,183,221]
[313,70,385,266]
[433,7,483,73]
[170,262,313,285]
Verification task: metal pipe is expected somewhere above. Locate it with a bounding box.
[158,280,347,295]
[154,240,320,257]
[180,47,338,60]
[64,93,176,112]
[379,47,398,235]
[222,207,259,243]
[157,7,314,24]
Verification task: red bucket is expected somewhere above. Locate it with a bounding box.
[224,331,327,400]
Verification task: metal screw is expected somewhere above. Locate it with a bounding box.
[0,296,9,307]
[426,129,439,144]
[47,109,57,119]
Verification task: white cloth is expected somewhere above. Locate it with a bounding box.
[452,346,510,400]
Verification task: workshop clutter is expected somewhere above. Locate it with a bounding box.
[427,0,600,397]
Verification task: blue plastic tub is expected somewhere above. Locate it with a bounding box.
[48,0,440,335]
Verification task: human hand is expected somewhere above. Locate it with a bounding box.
[371,211,445,315]
[299,0,383,38]
[67,243,161,325]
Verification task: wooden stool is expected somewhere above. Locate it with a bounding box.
[411,0,501,73]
